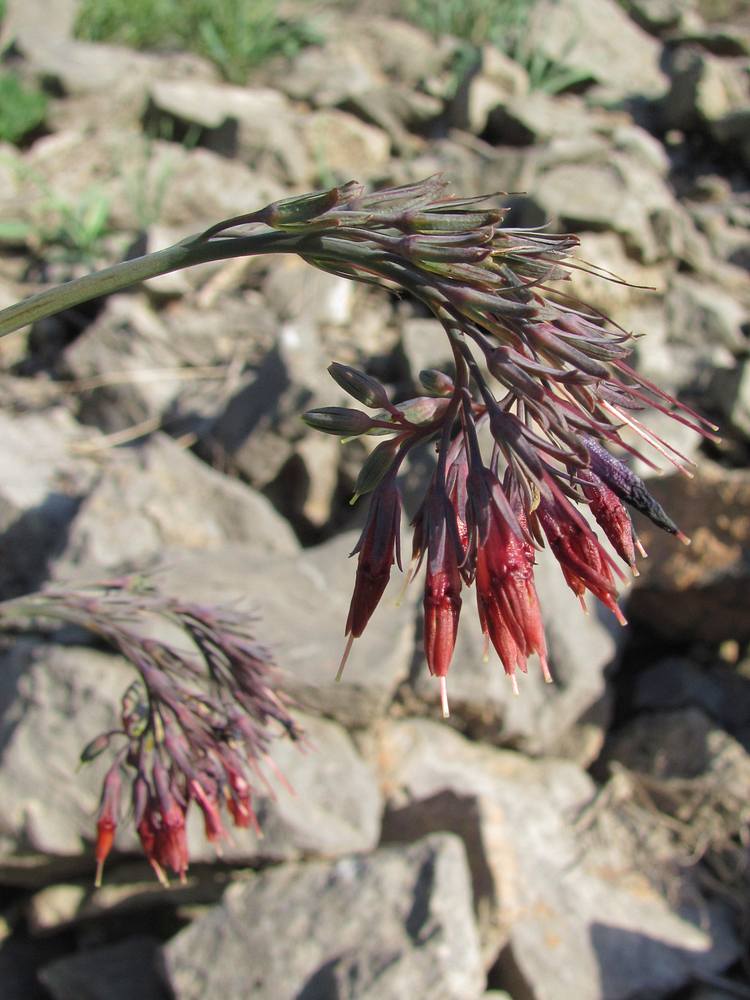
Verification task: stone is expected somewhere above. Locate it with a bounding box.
[3,0,79,48]
[619,0,690,32]
[27,864,231,934]
[523,0,669,99]
[155,531,417,729]
[399,316,455,381]
[605,708,750,853]
[485,92,597,147]
[626,657,750,739]
[374,720,740,995]
[301,109,391,179]
[62,288,280,435]
[52,433,299,578]
[461,47,529,135]
[270,39,382,107]
[520,136,699,263]
[659,47,750,133]
[163,833,485,1000]
[711,359,750,441]
[407,542,624,763]
[627,463,750,641]
[145,81,310,186]
[665,272,747,355]
[0,405,100,597]
[38,936,166,1000]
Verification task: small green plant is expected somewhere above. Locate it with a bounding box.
[75,0,321,84]
[0,159,113,266]
[404,0,590,97]
[0,72,47,145]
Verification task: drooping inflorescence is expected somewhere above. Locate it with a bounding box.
[7,579,303,885]
[292,176,717,714]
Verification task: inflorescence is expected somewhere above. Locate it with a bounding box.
[1,579,302,885]
[282,176,717,716]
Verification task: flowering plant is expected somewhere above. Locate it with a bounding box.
[0,176,714,878]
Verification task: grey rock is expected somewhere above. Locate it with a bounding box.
[711,358,750,440]
[0,641,135,880]
[27,865,232,934]
[38,936,167,1000]
[485,92,597,146]
[659,46,750,134]
[155,531,417,729]
[62,288,279,434]
[628,657,750,737]
[523,0,669,99]
[271,39,382,107]
[301,109,391,179]
[664,272,747,366]
[145,81,311,186]
[198,262,353,495]
[0,406,100,596]
[375,720,740,994]
[363,17,455,88]
[52,433,299,577]
[524,138,699,263]
[399,316,455,380]
[408,543,624,763]
[163,833,485,1000]
[628,463,750,641]
[2,0,78,48]
[619,0,690,32]
[461,47,529,135]
[143,144,284,230]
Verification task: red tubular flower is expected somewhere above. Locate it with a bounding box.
[94,762,121,888]
[474,477,549,692]
[415,487,463,717]
[153,761,190,883]
[189,778,226,847]
[339,472,402,679]
[535,487,627,625]
[579,468,638,574]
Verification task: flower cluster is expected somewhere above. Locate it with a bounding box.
[7,579,302,885]
[296,176,713,715]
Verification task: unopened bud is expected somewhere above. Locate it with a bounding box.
[262,186,343,228]
[302,406,374,436]
[80,732,111,764]
[328,363,390,409]
[395,395,451,425]
[419,370,455,396]
[351,440,399,504]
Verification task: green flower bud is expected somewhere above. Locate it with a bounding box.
[302,407,374,436]
[328,363,390,409]
[79,733,111,765]
[351,440,399,504]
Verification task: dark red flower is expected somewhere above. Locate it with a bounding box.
[339,471,403,678]
[475,477,548,692]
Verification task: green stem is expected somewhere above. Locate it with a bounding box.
[0,229,303,337]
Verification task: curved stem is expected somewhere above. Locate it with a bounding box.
[0,230,304,338]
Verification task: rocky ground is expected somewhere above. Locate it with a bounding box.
[0,0,749,997]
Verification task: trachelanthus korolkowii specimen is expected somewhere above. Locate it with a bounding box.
[0,176,716,881]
